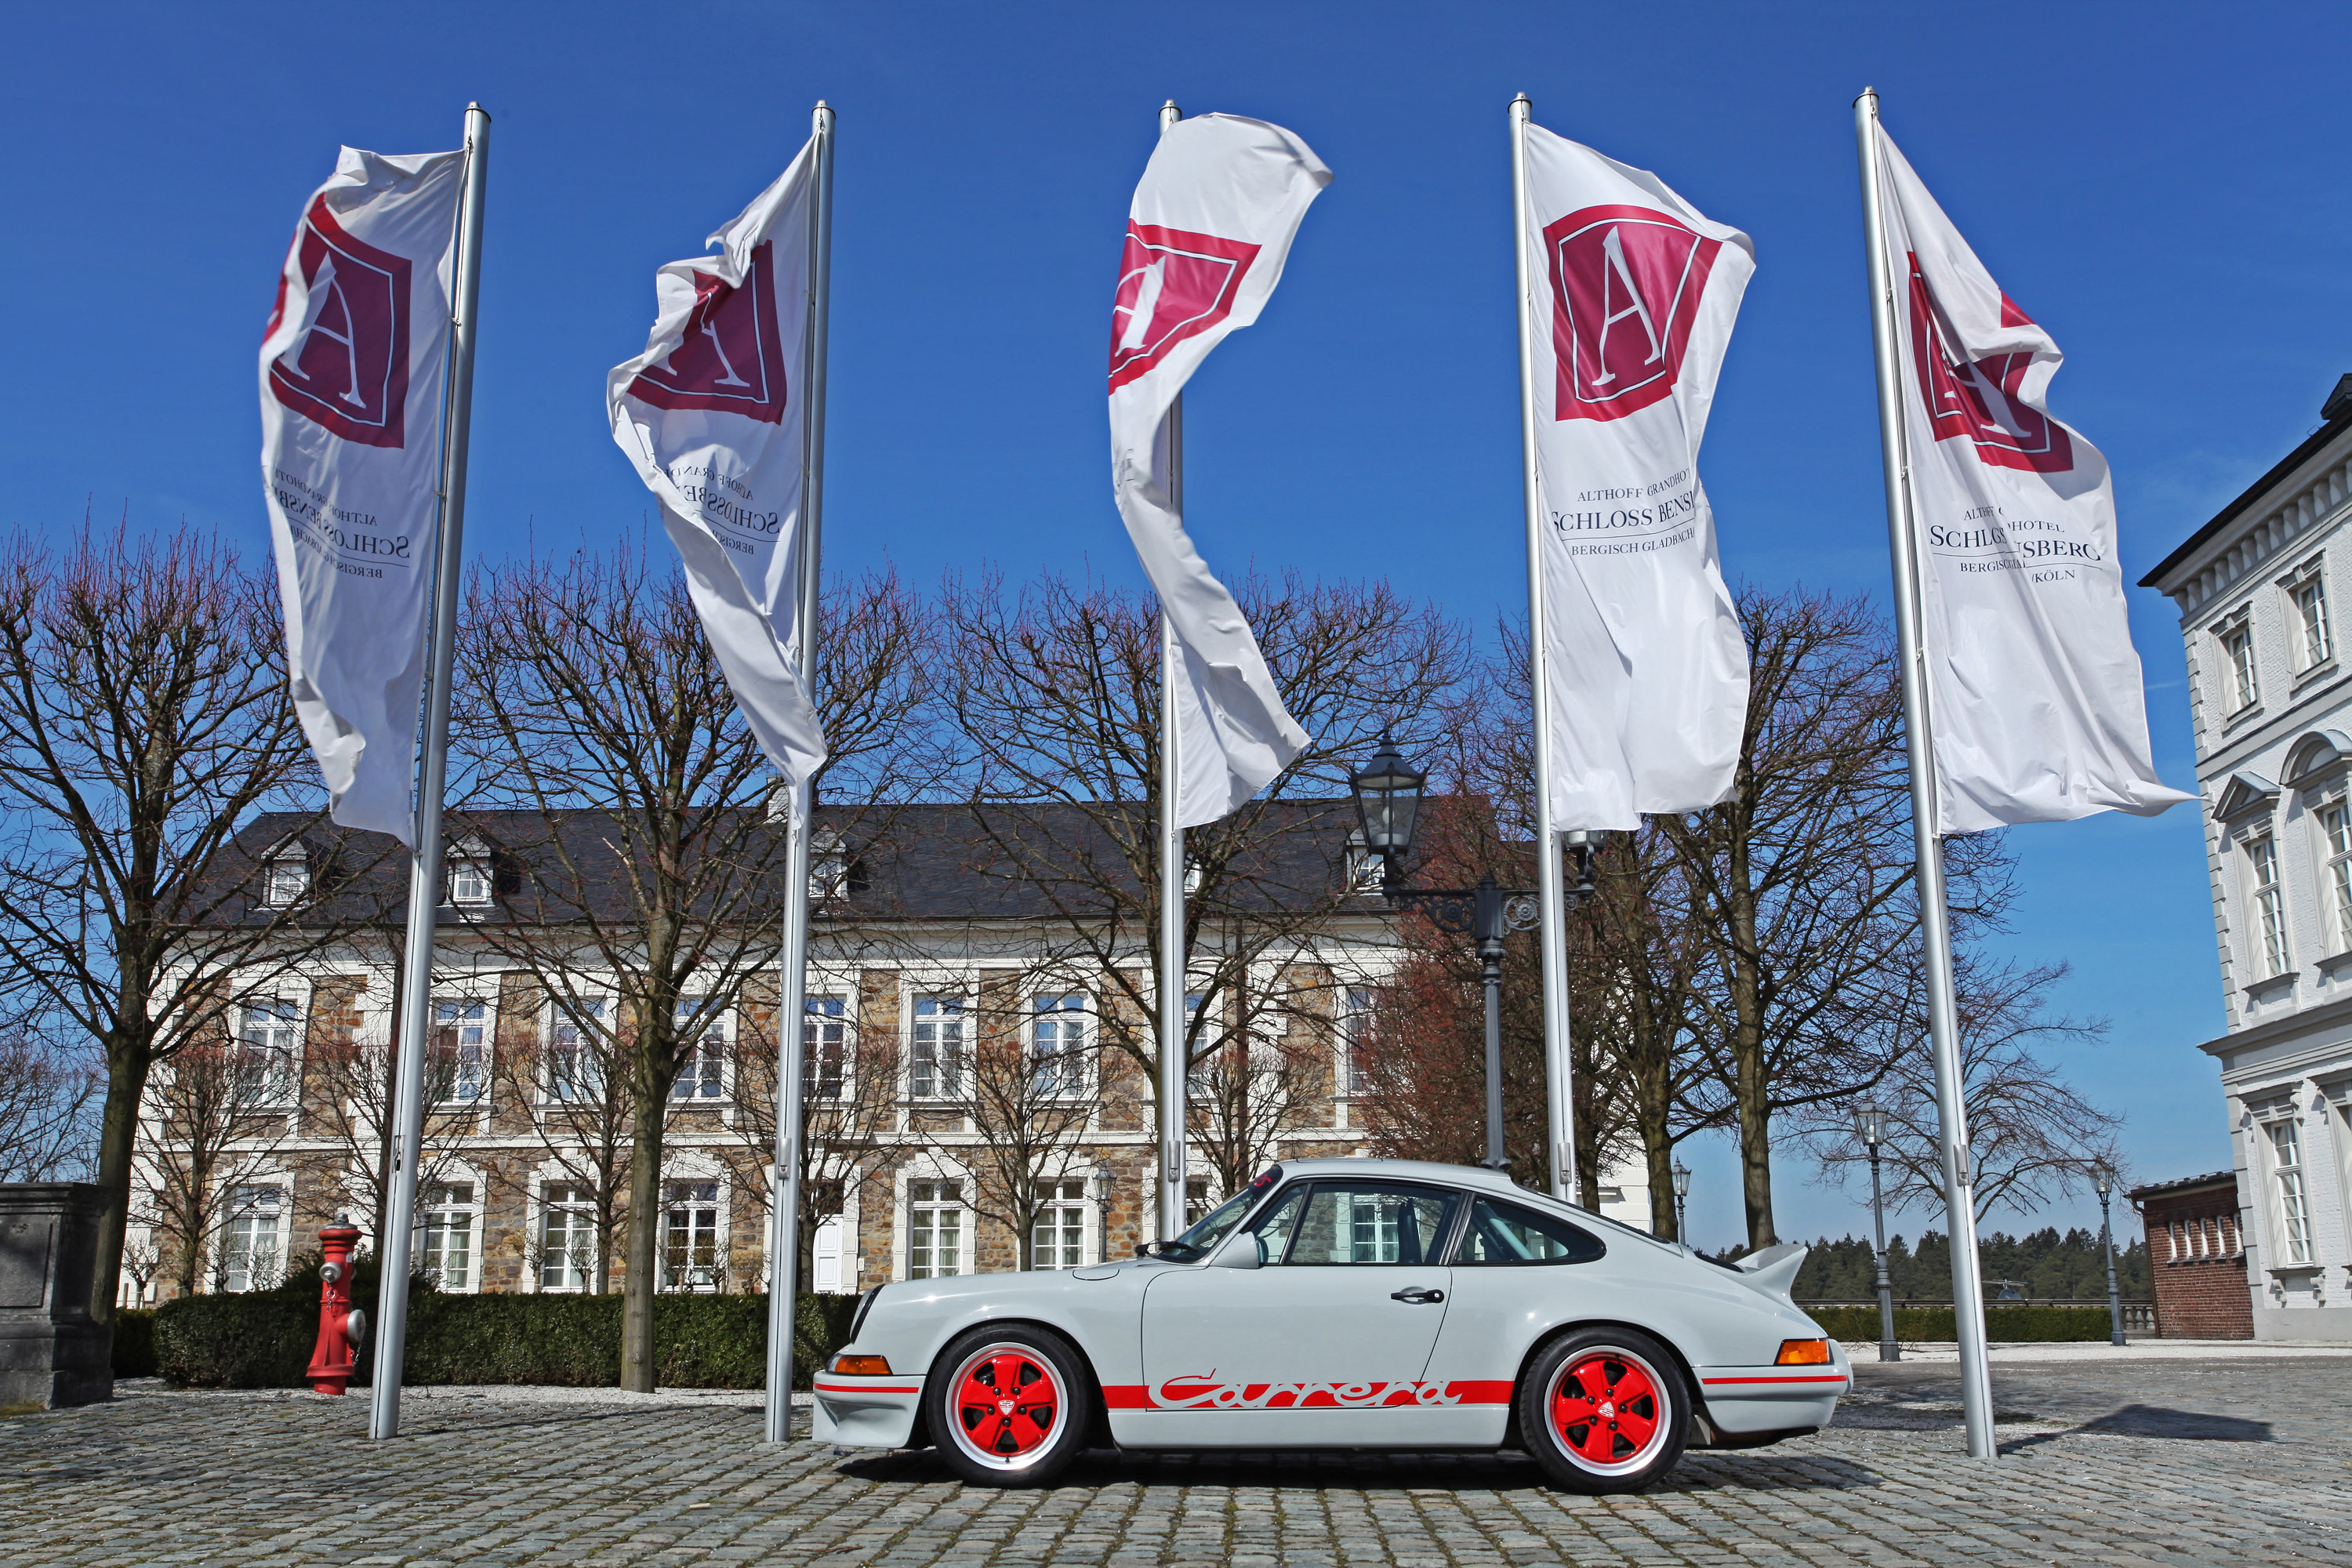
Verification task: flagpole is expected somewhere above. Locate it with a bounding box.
[1154,98,1190,1247]
[764,100,835,1446]
[1855,85,1996,1461]
[1509,94,1578,1203]
[370,101,489,1442]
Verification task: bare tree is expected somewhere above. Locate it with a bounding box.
[1804,950,2123,1219]
[720,996,902,1290]
[138,1033,296,1297]
[0,524,343,1322]
[1186,979,1323,1203]
[1657,588,2012,1249]
[0,1026,101,1181]
[485,999,635,1294]
[957,976,1106,1270]
[453,546,931,1387]
[939,570,1468,1216]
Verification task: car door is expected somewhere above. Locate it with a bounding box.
[1137,1178,1464,1446]
[1417,1192,1612,1444]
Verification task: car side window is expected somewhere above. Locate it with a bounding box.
[1275,1181,1464,1265]
[1453,1196,1605,1266]
[1246,1184,1311,1264]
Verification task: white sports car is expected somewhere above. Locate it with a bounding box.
[813,1158,1849,1492]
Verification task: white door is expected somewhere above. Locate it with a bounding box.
[812,1216,844,1292]
[1136,1179,1463,1446]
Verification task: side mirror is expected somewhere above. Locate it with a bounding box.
[1208,1229,1264,1270]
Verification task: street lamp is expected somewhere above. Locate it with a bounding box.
[1670,1160,1690,1243]
[1350,735,1602,1176]
[2092,1161,2126,1347]
[1854,1100,1899,1363]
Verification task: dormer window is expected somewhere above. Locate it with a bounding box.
[1344,830,1385,894]
[446,841,492,907]
[810,828,849,901]
[263,852,309,908]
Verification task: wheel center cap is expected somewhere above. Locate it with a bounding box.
[1599,1399,1617,1418]
[999,1398,1014,1416]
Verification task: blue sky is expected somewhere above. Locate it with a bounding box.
[5,1,2347,1250]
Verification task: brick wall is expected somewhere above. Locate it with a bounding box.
[2143,1182,2254,1340]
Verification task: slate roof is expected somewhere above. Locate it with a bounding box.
[204,798,1379,930]
[2125,1171,2237,1203]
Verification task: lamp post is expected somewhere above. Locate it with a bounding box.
[1671,1160,1690,1243]
[1349,734,1598,1177]
[2093,1162,2126,1347]
[1855,1100,1899,1363]
[1095,1160,1117,1267]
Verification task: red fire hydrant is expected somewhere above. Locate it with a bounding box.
[306,1214,365,1396]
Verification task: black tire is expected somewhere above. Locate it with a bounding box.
[925,1324,1092,1487]
[1518,1327,1690,1494]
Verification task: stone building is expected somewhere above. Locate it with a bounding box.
[2129,1171,2253,1339]
[126,799,1652,1305]
[2140,373,2352,1340]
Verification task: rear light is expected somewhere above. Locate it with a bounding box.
[1775,1338,1831,1366]
[832,1354,892,1376]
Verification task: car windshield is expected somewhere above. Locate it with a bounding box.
[1161,1189,1256,1261]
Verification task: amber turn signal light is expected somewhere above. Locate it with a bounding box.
[1774,1338,1832,1366]
[832,1354,892,1376]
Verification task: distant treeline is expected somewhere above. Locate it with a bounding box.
[1765,1229,2152,1301]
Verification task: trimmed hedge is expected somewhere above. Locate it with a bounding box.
[110,1308,157,1378]
[1807,1305,2124,1342]
[153,1283,861,1391]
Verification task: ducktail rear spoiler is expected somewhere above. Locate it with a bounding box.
[1730,1242,1807,1304]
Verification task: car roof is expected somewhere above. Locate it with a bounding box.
[1266,1157,1543,1199]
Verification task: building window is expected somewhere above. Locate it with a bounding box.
[671,997,728,1100]
[220,1185,285,1292]
[429,1000,489,1105]
[420,1182,477,1291]
[1345,830,1385,894]
[232,1000,299,1106]
[2247,836,2290,979]
[263,854,308,908]
[1031,1180,1087,1269]
[907,1179,965,1279]
[546,997,605,1103]
[1031,994,1090,1099]
[538,1183,597,1291]
[2321,803,2352,955]
[2220,618,2259,711]
[2266,1117,2314,1265]
[910,996,966,1100]
[806,996,847,1100]
[1185,1175,1214,1228]
[662,1180,722,1291]
[2292,567,2333,670]
[1341,985,1377,1095]
[448,855,493,907]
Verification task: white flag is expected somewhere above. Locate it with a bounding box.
[609,141,827,800]
[1110,114,1329,828]
[260,146,466,844]
[1520,125,1754,831]
[1871,125,2189,833]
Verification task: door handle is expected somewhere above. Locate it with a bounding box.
[1390,1286,1445,1304]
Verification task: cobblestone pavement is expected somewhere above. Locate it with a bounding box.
[7,1357,2348,1568]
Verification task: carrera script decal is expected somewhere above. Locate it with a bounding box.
[1103,1377,1517,1410]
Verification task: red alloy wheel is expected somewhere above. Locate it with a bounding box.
[949,1346,1064,1467]
[1548,1349,1667,1473]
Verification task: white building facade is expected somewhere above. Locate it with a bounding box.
[2143,374,2352,1340]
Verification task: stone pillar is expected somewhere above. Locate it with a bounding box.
[0,1184,112,1409]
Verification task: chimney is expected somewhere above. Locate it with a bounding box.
[2324,373,2352,425]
